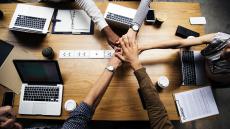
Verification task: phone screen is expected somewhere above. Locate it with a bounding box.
[146,10,155,20]
[2,92,14,106]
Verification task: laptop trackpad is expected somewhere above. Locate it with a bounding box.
[32,103,47,115]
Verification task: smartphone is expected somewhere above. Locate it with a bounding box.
[2,92,14,106]
[175,25,200,38]
[145,9,156,23]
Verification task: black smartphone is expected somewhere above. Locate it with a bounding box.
[145,9,155,23]
[2,92,14,106]
[175,25,200,38]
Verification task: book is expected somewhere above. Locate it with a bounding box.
[52,9,94,34]
[174,86,219,123]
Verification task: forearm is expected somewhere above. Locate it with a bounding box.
[76,0,108,31]
[134,68,174,129]
[133,0,152,27]
[140,34,215,52]
[83,69,113,108]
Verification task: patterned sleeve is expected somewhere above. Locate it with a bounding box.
[62,102,93,129]
[212,32,230,43]
[75,0,108,31]
[133,0,152,27]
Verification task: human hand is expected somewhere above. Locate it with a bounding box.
[108,48,122,70]
[0,106,22,129]
[115,36,142,71]
[122,28,137,46]
[102,26,120,49]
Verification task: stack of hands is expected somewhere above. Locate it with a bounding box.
[106,28,142,71]
[0,106,22,129]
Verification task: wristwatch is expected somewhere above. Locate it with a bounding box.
[105,65,115,72]
[130,23,140,32]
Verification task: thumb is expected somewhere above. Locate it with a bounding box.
[115,53,125,61]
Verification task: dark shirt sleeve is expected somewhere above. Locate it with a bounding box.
[62,102,93,129]
[134,68,174,129]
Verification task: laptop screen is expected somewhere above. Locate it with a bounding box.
[13,60,63,84]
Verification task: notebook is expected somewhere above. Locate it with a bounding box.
[174,86,219,123]
[52,9,94,34]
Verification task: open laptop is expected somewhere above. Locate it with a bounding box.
[180,50,209,85]
[9,4,54,34]
[104,3,137,29]
[0,40,35,94]
[13,60,63,116]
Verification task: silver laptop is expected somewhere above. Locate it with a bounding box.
[104,3,137,29]
[9,4,54,34]
[13,60,63,116]
[180,50,209,86]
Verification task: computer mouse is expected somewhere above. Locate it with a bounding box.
[0,10,3,19]
[42,47,54,59]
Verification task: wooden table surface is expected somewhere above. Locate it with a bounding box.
[0,2,205,120]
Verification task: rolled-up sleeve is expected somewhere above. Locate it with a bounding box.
[134,68,174,129]
[62,102,93,129]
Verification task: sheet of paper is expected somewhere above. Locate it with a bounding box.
[54,10,72,33]
[71,10,91,34]
[189,17,206,25]
[174,86,219,123]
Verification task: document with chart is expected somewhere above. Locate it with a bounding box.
[52,9,94,34]
[174,86,219,123]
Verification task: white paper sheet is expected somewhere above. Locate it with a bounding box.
[54,10,72,33]
[174,86,219,123]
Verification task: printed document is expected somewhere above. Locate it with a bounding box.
[174,86,219,123]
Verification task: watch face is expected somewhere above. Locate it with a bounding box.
[132,25,139,31]
[107,66,114,71]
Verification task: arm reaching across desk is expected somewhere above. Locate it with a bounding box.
[62,54,122,129]
[116,37,174,129]
[40,0,120,47]
[139,33,215,52]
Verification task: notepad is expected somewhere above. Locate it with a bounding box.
[52,9,93,34]
[174,86,219,123]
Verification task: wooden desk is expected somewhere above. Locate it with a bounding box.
[0,2,205,120]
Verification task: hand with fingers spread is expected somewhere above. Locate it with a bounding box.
[115,36,143,71]
[0,106,22,129]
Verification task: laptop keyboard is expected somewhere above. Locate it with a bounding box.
[106,13,133,26]
[23,86,59,102]
[182,51,196,85]
[15,15,46,30]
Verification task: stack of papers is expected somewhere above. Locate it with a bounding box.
[174,86,219,123]
[53,9,92,34]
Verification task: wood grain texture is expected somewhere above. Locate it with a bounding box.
[0,2,205,120]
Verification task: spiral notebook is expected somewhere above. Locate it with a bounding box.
[52,9,94,34]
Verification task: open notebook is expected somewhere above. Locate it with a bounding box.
[52,9,94,34]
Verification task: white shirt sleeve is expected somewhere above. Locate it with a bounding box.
[75,0,108,31]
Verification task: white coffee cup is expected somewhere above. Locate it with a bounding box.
[64,99,77,112]
[157,76,169,88]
